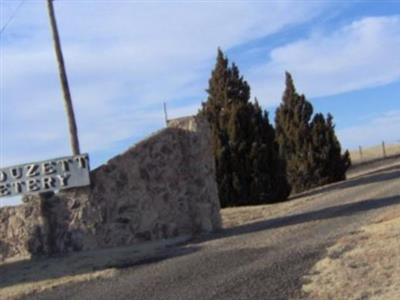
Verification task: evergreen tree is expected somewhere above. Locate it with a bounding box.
[200,49,290,207]
[275,72,351,193]
[275,72,314,193]
[308,113,351,185]
[201,49,232,206]
[309,113,333,186]
[249,100,291,203]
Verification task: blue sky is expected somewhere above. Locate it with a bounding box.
[1,0,400,206]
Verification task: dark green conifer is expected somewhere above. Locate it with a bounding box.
[249,99,291,203]
[201,49,290,207]
[308,113,352,185]
[276,72,351,193]
[275,72,314,193]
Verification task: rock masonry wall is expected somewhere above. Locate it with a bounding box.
[0,116,221,262]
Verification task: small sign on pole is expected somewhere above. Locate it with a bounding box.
[0,154,90,198]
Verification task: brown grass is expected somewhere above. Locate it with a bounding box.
[1,158,398,299]
[302,209,400,300]
[350,143,400,164]
[221,198,313,229]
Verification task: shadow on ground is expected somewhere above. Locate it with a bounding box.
[0,243,200,290]
[290,163,400,201]
[1,163,399,292]
[213,195,400,241]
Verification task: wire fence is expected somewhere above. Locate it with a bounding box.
[349,141,400,165]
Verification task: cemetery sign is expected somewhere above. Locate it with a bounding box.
[0,154,90,198]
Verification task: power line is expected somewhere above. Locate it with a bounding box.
[0,0,26,37]
[0,0,26,172]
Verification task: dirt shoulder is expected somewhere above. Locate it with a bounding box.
[221,158,400,229]
[347,154,400,179]
[0,235,191,300]
[301,208,400,300]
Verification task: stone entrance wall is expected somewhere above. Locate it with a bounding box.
[0,116,221,262]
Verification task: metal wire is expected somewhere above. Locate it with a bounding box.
[0,0,27,36]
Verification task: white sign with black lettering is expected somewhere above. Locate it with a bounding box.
[0,154,90,198]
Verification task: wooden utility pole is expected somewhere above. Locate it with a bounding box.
[163,102,168,126]
[46,0,80,155]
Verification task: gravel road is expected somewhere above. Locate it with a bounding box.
[26,160,400,300]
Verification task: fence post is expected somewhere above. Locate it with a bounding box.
[382,141,387,158]
[359,146,363,162]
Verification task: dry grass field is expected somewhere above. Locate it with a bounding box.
[1,158,398,299]
[302,209,400,300]
[349,143,400,165]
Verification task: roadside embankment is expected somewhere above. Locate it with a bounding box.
[302,207,400,300]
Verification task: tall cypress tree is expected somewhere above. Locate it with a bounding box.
[249,99,291,203]
[326,114,351,180]
[276,72,351,193]
[275,72,314,193]
[201,49,290,207]
[201,49,232,206]
[309,113,351,184]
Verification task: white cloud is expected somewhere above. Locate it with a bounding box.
[1,1,330,170]
[2,3,399,207]
[248,15,400,106]
[337,110,400,149]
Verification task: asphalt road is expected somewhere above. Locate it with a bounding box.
[28,160,400,300]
